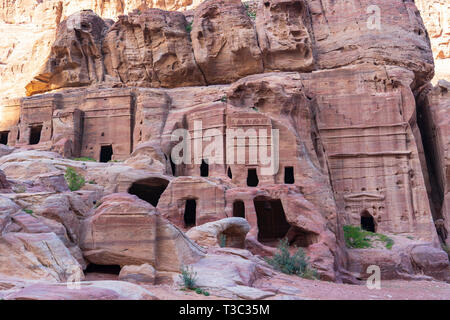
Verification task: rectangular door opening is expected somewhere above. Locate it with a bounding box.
[100,145,113,163]
[0,131,9,145]
[29,125,42,145]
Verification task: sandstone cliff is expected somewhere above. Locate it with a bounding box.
[0,0,449,300]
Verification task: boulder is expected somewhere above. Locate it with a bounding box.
[80,193,158,266]
[80,193,205,271]
[118,264,156,284]
[0,196,20,232]
[0,169,10,190]
[0,232,84,282]
[186,217,250,248]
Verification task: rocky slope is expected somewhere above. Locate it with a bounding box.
[0,0,449,300]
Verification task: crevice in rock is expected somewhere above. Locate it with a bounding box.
[416,90,447,244]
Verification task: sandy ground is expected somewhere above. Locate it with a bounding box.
[82,271,450,300]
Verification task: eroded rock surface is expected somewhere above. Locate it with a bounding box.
[0,0,449,300]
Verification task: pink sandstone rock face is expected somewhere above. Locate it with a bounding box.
[103,9,205,88]
[417,80,450,247]
[0,0,450,300]
[191,0,263,84]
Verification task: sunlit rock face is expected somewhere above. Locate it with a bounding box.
[26,10,109,96]
[416,0,450,83]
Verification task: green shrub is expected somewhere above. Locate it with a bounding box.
[24,209,33,214]
[73,157,96,162]
[220,95,227,103]
[219,234,227,248]
[186,21,193,33]
[94,201,102,209]
[64,167,85,191]
[343,225,394,250]
[244,3,256,20]
[179,265,197,290]
[266,238,318,279]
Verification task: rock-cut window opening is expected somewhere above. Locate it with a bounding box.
[247,168,259,187]
[200,159,209,177]
[284,166,295,184]
[0,131,9,145]
[233,200,245,218]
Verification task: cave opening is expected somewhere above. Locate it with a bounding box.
[100,145,113,163]
[29,125,42,145]
[361,211,375,232]
[254,197,291,243]
[128,177,169,207]
[0,131,9,145]
[247,168,259,187]
[284,166,295,184]
[227,167,232,179]
[233,200,245,218]
[200,159,209,177]
[184,199,197,227]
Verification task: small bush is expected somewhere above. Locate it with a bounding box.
[219,234,227,247]
[13,185,26,193]
[94,201,102,209]
[244,3,256,20]
[64,167,85,191]
[343,225,394,250]
[24,209,33,214]
[73,157,96,162]
[186,21,193,33]
[266,238,318,279]
[220,95,227,103]
[179,265,197,290]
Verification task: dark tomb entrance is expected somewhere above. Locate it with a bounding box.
[128,177,169,207]
[29,125,42,145]
[361,211,376,232]
[0,131,9,145]
[100,145,113,163]
[254,197,291,243]
[184,199,197,227]
[247,168,259,187]
[284,166,295,184]
[233,200,245,218]
[200,159,209,177]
